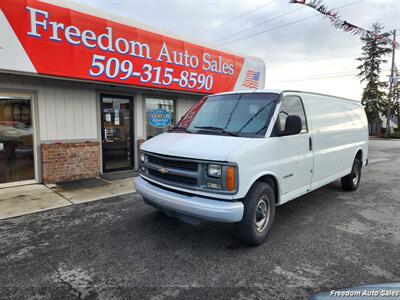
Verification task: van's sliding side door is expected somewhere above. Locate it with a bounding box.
[277,95,313,203]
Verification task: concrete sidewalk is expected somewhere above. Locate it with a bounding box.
[0,177,136,220]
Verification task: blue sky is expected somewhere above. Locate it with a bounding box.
[70,0,399,99]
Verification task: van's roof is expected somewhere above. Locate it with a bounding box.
[213,89,360,103]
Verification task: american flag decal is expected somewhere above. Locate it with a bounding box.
[242,70,260,89]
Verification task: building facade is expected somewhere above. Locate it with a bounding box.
[0,0,265,187]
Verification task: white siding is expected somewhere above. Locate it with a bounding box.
[134,93,145,139]
[133,92,145,166]
[0,74,98,141]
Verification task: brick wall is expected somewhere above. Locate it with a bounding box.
[41,142,101,183]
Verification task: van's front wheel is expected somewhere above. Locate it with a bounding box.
[341,157,362,191]
[234,182,275,246]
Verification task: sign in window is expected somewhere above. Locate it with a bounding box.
[145,98,175,139]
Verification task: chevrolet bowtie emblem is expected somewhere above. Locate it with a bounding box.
[158,168,169,174]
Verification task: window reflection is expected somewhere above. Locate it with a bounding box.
[0,97,34,184]
[145,97,175,139]
[102,96,132,171]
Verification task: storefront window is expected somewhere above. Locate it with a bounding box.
[0,96,35,184]
[145,97,175,139]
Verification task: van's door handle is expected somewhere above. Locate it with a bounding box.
[309,137,313,151]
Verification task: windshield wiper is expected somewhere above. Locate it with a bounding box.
[194,126,239,137]
[235,101,274,134]
[170,126,192,133]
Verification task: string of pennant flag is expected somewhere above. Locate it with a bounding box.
[289,0,399,49]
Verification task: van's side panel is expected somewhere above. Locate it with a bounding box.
[302,94,347,185]
[301,93,367,190]
[338,101,369,171]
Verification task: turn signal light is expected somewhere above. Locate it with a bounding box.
[226,166,236,191]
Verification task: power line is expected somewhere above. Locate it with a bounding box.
[221,13,323,45]
[193,0,279,37]
[214,7,304,44]
[281,72,358,82]
[278,68,391,82]
[220,0,363,46]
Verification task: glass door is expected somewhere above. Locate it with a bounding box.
[0,95,35,185]
[101,94,134,172]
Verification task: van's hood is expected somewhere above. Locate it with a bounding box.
[141,132,249,161]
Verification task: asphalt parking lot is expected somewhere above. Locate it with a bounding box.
[0,139,399,300]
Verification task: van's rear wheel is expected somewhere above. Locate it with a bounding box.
[234,182,275,246]
[341,157,362,191]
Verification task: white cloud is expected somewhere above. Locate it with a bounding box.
[69,0,399,99]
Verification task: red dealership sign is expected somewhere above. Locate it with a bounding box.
[0,0,265,94]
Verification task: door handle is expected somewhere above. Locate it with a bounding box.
[309,137,313,151]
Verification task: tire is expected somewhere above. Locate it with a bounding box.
[341,157,362,191]
[234,182,276,246]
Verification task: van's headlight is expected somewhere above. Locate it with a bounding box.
[140,152,145,162]
[207,164,222,177]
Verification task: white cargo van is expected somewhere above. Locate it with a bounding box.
[134,90,369,245]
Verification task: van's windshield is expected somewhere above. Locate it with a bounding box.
[173,93,279,138]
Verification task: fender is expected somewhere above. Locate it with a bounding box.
[355,146,369,168]
[238,170,282,205]
[354,146,364,163]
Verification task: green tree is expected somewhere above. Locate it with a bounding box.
[356,23,392,136]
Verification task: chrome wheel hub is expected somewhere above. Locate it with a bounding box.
[352,166,360,185]
[255,196,270,233]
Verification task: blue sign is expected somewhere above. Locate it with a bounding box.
[149,109,172,128]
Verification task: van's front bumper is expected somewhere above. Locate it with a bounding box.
[134,176,243,223]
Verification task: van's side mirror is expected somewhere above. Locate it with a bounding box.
[280,115,302,136]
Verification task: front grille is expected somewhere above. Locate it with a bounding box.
[148,155,198,171]
[148,169,197,185]
[144,152,200,187]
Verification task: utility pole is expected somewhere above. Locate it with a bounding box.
[397,81,400,133]
[395,67,400,134]
[386,30,396,138]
